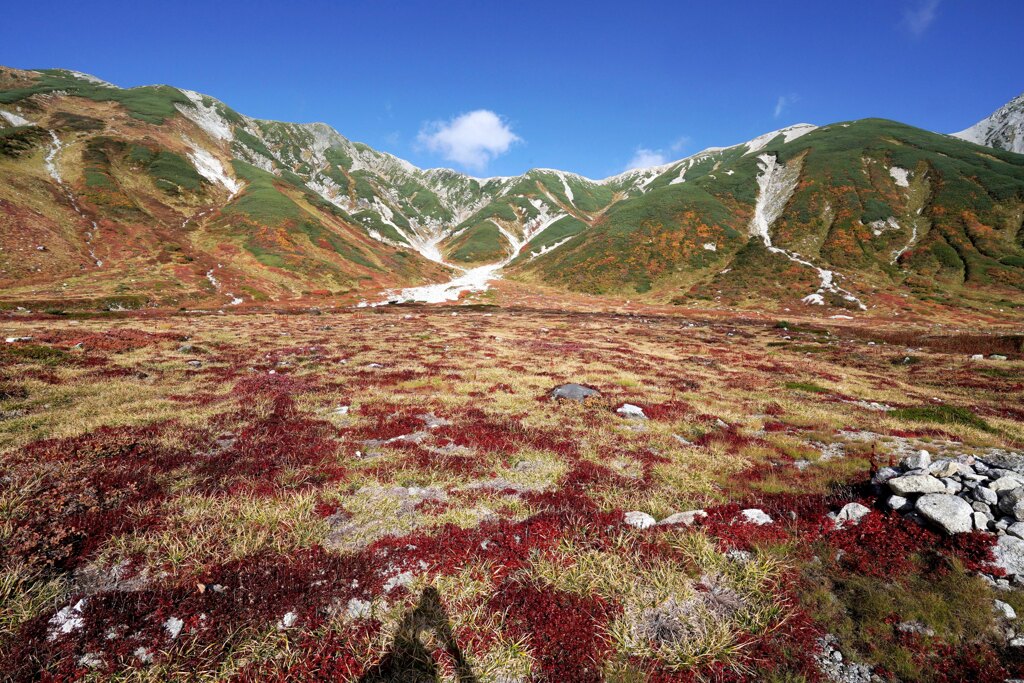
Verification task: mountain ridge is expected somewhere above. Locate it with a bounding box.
[2,66,1023,314]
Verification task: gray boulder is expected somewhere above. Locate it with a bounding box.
[915,494,974,534]
[982,452,1024,475]
[887,495,911,512]
[872,467,900,485]
[739,509,773,525]
[994,535,1024,578]
[549,383,600,402]
[990,476,1024,493]
[658,510,707,526]
[901,450,931,470]
[835,502,871,527]
[624,511,656,529]
[927,460,969,478]
[888,474,946,495]
[995,599,1018,620]
[972,486,999,506]
[1000,489,1024,520]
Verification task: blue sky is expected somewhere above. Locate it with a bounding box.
[2,0,1022,178]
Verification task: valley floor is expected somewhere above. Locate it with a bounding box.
[1,300,1023,681]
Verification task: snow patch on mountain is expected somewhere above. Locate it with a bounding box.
[44,131,102,268]
[66,71,117,88]
[176,90,234,142]
[891,222,919,264]
[528,235,575,261]
[186,141,241,196]
[373,263,501,305]
[44,131,64,184]
[750,153,864,309]
[953,93,1024,154]
[889,166,910,188]
[744,124,817,156]
[1,110,31,127]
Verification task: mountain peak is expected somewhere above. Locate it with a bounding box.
[952,91,1024,154]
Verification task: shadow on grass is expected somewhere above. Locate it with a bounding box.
[359,586,477,683]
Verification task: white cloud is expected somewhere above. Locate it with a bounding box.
[417,110,520,171]
[903,0,940,37]
[623,148,668,171]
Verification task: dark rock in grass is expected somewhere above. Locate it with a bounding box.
[549,383,600,402]
[186,359,202,368]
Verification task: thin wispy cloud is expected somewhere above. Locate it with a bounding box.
[417,110,520,172]
[903,0,941,37]
[669,136,691,153]
[774,94,799,119]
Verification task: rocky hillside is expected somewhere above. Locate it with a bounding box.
[2,66,1023,311]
